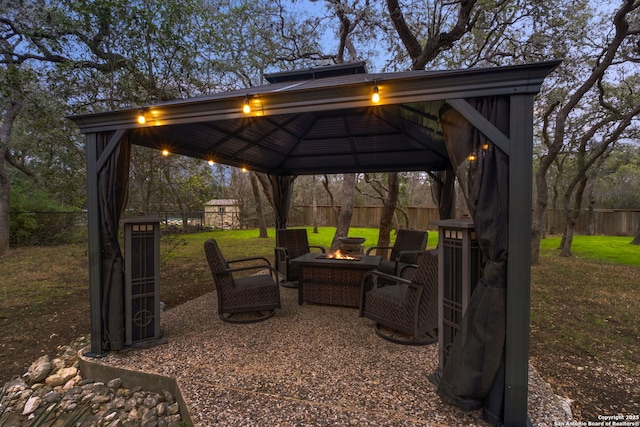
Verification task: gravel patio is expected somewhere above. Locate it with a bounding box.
[91,286,574,426]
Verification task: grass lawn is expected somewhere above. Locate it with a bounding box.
[1,227,638,421]
[540,234,640,265]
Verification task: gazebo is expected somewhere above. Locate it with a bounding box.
[70,59,561,426]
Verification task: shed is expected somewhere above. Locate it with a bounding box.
[70,59,561,426]
[203,199,240,229]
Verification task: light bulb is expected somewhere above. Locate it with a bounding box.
[242,95,251,114]
[137,110,146,124]
[372,85,380,104]
[162,149,169,157]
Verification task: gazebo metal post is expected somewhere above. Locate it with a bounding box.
[447,95,535,425]
[504,94,535,426]
[85,129,126,356]
[85,132,104,356]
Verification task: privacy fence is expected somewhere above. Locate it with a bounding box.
[9,207,639,246]
[289,205,640,237]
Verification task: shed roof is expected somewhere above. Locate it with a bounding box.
[204,199,239,206]
[70,60,559,176]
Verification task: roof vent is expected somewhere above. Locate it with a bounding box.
[264,61,367,84]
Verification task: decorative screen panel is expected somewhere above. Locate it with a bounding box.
[124,218,161,345]
[434,219,483,372]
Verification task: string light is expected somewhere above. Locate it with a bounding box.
[241,166,248,173]
[137,109,146,124]
[242,95,251,114]
[162,149,170,157]
[371,84,380,104]
[208,159,215,166]
[468,153,477,161]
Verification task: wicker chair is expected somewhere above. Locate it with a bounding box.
[359,250,438,345]
[274,228,325,287]
[204,239,281,323]
[366,229,428,280]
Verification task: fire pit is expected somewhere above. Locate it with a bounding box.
[316,250,362,261]
[291,252,382,307]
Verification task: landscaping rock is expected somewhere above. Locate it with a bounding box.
[25,355,51,384]
[0,336,185,426]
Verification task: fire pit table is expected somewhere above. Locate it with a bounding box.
[291,252,382,308]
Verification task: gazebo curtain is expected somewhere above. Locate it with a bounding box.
[429,166,457,220]
[269,174,296,229]
[98,131,131,351]
[437,96,510,425]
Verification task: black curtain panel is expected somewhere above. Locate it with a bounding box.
[98,132,131,351]
[269,175,296,229]
[437,96,510,425]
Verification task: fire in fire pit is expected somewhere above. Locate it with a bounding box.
[316,250,362,261]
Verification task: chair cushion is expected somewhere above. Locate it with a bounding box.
[364,284,416,329]
[226,275,280,311]
[377,259,396,275]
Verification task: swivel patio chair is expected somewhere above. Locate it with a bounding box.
[274,228,325,288]
[366,229,428,281]
[204,239,281,323]
[359,250,438,345]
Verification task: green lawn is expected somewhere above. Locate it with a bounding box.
[540,234,640,265]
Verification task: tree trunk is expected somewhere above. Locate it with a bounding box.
[560,176,587,257]
[0,146,10,257]
[250,172,268,238]
[255,172,275,212]
[548,181,560,236]
[531,154,553,265]
[548,156,566,236]
[586,189,596,236]
[312,175,319,234]
[560,220,576,257]
[375,172,399,258]
[631,218,640,245]
[330,173,356,252]
[162,167,187,227]
[396,203,410,229]
[0,93,23,257]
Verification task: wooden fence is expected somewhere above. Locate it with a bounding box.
[289,205,640,236]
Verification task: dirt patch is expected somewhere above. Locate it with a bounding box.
[0,257,210,386]
[529,259,640,421]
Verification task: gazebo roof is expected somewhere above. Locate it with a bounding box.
[70,60,560,176]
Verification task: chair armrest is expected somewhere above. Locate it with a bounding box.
[309,245,326,253]
[224,265,279,282]
[365,245,392,256]
[274,246,289,260]
[399,263,418,279]
[227,256,272,267]
[394,250,426,264]
[364,270,411,287]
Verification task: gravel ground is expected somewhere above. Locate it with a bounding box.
[94,287,574,426]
